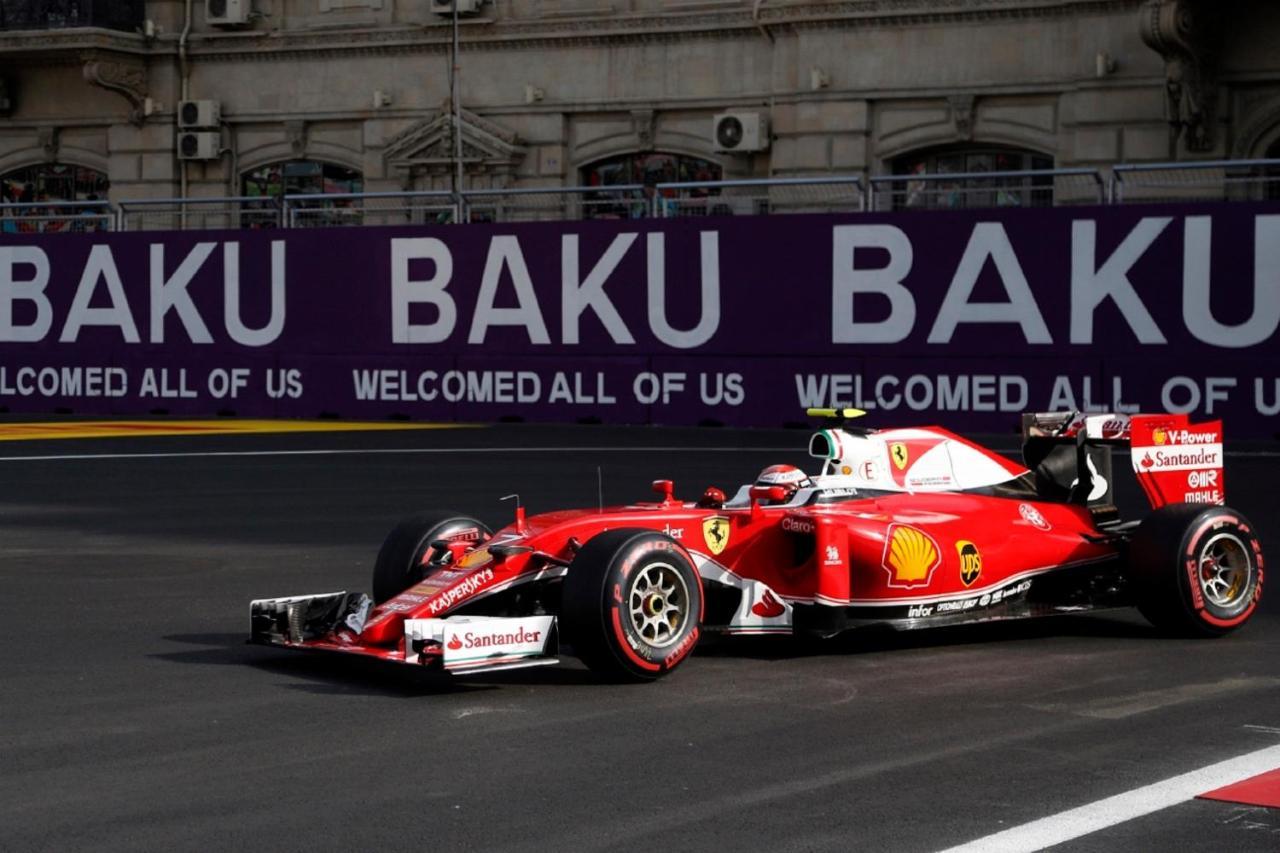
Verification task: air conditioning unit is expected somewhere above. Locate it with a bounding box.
[178,100,221,129]
[430,0,483,17]
[178,131,221,160]
[206,0,250,26]
[713,112,770,152]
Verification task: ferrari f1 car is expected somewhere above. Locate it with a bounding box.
[250,410,1264,681]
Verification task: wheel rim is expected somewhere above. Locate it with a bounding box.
[626,561,690,649]
[1197,532,1253,612]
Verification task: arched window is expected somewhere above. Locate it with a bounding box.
[2,163,109,203]
[241,160,363,227]
[1,163,110,233]
[581,152,723,219]
[891,146,1054,210]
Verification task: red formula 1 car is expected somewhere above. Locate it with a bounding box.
[250,409,1264,681]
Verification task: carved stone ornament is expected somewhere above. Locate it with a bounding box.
[631,108,656,150]
[383,104,526,178]
[81,56,149,126]
[1139,0,1220,152]
[38,127,60,163]
[948,94,976,141]
[285,120,308,158]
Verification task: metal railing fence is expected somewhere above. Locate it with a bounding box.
[116,196,281,231]
[0,200,113,233]
[284,190,457,228]
[652,176,865,217]
[463,185,647,223]
[5,159,1278,234]
[1112,159,1280,204]
[869,167,1106,211]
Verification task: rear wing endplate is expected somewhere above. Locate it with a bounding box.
[1020,412,1224,510]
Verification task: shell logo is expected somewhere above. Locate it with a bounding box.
[1153,427,1167,445]
[881,524,941,588]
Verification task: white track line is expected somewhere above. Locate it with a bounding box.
[936,742,1280,853]
[0,446,798,463]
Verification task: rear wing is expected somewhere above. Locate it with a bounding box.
[1020,412,1224,510]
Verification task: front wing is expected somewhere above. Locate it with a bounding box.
[250,591,559,675]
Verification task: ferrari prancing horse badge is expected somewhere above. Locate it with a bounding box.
[703,516,730,555]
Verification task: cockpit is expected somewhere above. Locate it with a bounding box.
[720,426,1034,509]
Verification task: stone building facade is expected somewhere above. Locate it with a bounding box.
[0,0,1277,209]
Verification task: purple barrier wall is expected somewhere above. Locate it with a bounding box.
[2,202,1278,435]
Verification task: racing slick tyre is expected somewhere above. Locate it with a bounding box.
[561,528,703,682]
[1129,504,1264,637]
[372,512,492,603]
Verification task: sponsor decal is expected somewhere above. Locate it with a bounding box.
[1139,446,1223,472]
[445,527,482,542]
[824,544,842,566]
[1153,427,1167,445]
[841,465,853,475]
[882,524,940,588]
[1185,558,1204,610]
[1018,503,1052,531]
[1163,428,1220,446]
[1187,470,1219,489]
[782,516,815,535]
[956,540,982,587]
[427,567,495,614]
[662,523,684,539]
[751,589,787,618]
[820,487,858,499]
[663,626,699,668]
[905,474,953,488]
[448,625,543,651]
[905,579,1030,618]
[702,516,731,555]
[890,442,909,470]
[383,601,419,613]
[859,460,879,481]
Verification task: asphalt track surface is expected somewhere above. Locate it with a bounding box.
[2,423,1278,852]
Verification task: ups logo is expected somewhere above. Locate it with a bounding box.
[956,540,982,587]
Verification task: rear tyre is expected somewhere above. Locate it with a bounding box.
[371,512,491,603]
[1129,504,1263,637]
[561,529,703,682]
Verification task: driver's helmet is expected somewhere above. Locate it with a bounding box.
[755,464,813,502]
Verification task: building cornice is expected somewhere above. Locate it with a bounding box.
[0,27,150,59]
[176,0,1143,62]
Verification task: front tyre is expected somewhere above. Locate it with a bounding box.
[561,529,703,682]
[371,512,492,603]
[1130,504,1264,637]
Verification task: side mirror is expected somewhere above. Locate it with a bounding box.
[651,479,676,506]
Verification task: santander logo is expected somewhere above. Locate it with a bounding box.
[751,590,786,618]
[1140,453,1154,469]
[450,627,544,650]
